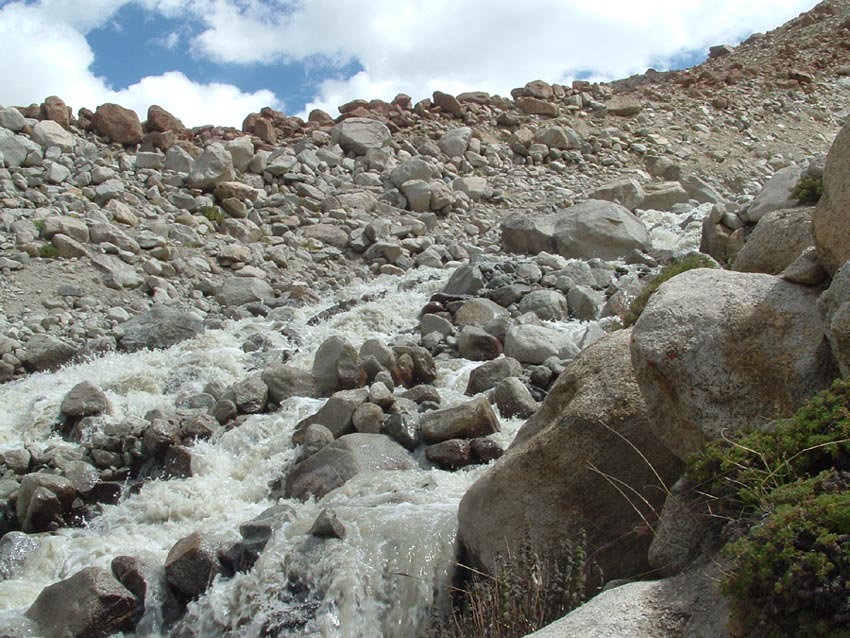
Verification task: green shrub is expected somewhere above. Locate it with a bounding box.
[33,219,45,237]
[38,244,59,259]
[623,253,717,327]
[792,176,824,205]
[430,533,594,638]
[199,205,225,225]
[688,379,850,637]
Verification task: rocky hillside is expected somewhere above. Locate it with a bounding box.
[1,1,850,637]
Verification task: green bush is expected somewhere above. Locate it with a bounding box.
[792,176,824,205]
[38,244,59,259]
[688,379,850,637]
[623,253,717,327]
[33,219,45,237]
[430,533,595,638]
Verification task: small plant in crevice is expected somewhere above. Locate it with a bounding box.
[427,532,597,638]
[623,253,717,327]
[792,176,824,205]
[33,219,45,237]
[687,378,850,638]
[38,244,59,259]
[199,205,225,225]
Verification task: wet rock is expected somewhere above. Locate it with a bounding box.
[466,357,523,395]
[16,473,76,532]
[163,446,193,478]
[26,566,136,638]
[234,504,295,571]
[443,264,484,296]
[470,437,504,464]
[294,388,368,442]
[493,377,538,419]
[517,289,569,321]
[285,433,415,501]
[426,439,473,470]
[118,307,203,352]
[224,375,268,414]
[631,268,837,461]
[111,555,182,630]
[299,423,335,460]
[454,298,510,328]
[262,363,317,403]
[458,331,683,582]
[420,395,500,444]
[22,334,76,372]
[0,532,40,580]
[457,326,503,361]
[310,508,346,539]
[165,531,222,601]
[352,402,384,434]
[60,381,108,418]
[312,336,367,396]
[504,324,579,365]
[384,412,421,450]
[732,207,814,274]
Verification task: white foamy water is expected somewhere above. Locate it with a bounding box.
[0,267,540,638]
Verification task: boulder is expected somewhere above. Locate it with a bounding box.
[742,164,801,223]
[285,433,415,500]
[60,381,108,417]
[420,395,500,444]
[631,268,837,461]
[16,473,76,532]
[390,157,433,188]
[26,567,136,638]
[517,289,569,321]
[91,103,144,145]
[465,357,523,395]
[493,377,538,419]
[432,91,463,118]
[118,306,203,352]
[0,106,26,131]
[187,142,235,190]
[525,564,730,638]
[438,127,472,157]
[294,388,368,442]
[312,336,367,396]
[813,119,850,274]
[331,118,391,155]
[588,177,645,210]
[42,96,71,128]
[504,324,579,364]
[164,532,221,601]
[517,97,559,117]
[731,207,814,275]
[457,326,503,361]
[31,120,75,152]
[425,439,473,470]
[215,277,273,307]
[454,298,509,328]
[443,264,484,296]
[262,363,317,403]
[146,105,185,132]
[501,200,649,260]
[458,330,684,581]
[642,182,690,211]
[22,334,76,372]
[605,96,642,116]
[534,125,582,150]
[819,261,850,378]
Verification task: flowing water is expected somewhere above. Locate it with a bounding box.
[0,267,536,638]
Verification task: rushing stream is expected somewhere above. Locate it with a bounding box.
[0,267,539,638]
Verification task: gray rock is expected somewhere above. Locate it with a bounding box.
[331,118,391,155]
[588,177,645,210]
[504,324,579,364]
[312,336,367,396]
[285,433,415,500]
[165,532,222,600]
[0,106,26,132]
[458,330,684,582]
[425,439,473,470]
[26,567,136,638]
[680,174,725,205]
[742,164,802,223]
[224,375,268,414]
[642,182,690,211]
[732,207,814,275]
[438,127,473,157]
[187,143,234,190]
[384,413,421,450]
[118,306,203,352]
[457,326,503,361]
[781,247,828,286]
[0,129,42,167]
[819,261,850,378]
[91,254,144,289]
[60,381,108,417]
[310,508,346,539]
[517,289,569,321]
[31,120,75,152]
[443,264,484,296]
[420,395,500,444]
[534,125,582,150]
[455,298,510,328]
[226,135,254,173]
[567,285,604,321]
[813,119,850,274]
[352,402,384,433]
[400,179,431,212]
[501,200,649,260]
[391,157,433,188]
[0,532,39,580]
[294,388,368,442]
[16,473,76,533]
[466,357,523,395]
[22,334,77,372]
[215,277,273,307]
[631,268,837,461]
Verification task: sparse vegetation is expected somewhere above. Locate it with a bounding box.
[38,244,59,259]
[429,533,595,638]
[199,205,225,225]
[792,176,825,205]
[33,219,45,237]
[688,378,850,637]
[623,253,717,327]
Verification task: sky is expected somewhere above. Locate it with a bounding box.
[0,0,817,129]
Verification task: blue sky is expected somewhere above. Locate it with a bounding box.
[0,0,816,128]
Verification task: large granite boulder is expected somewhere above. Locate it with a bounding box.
[285,433,415,500]
[458,330,683,582]
[26,567,136,638]
[631,268,837,461]
[741,164,801,223]
[331,118,391,155]
[118,307,203,352]
[500,200,649,260]
[813,119,850,275]
[731,207,813,275]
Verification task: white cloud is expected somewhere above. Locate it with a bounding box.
[0,1,281,127]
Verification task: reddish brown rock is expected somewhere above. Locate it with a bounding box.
[432,91,463,118]
[92,103,144,145]
[146,105,185,133]
[40,96,71,129]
